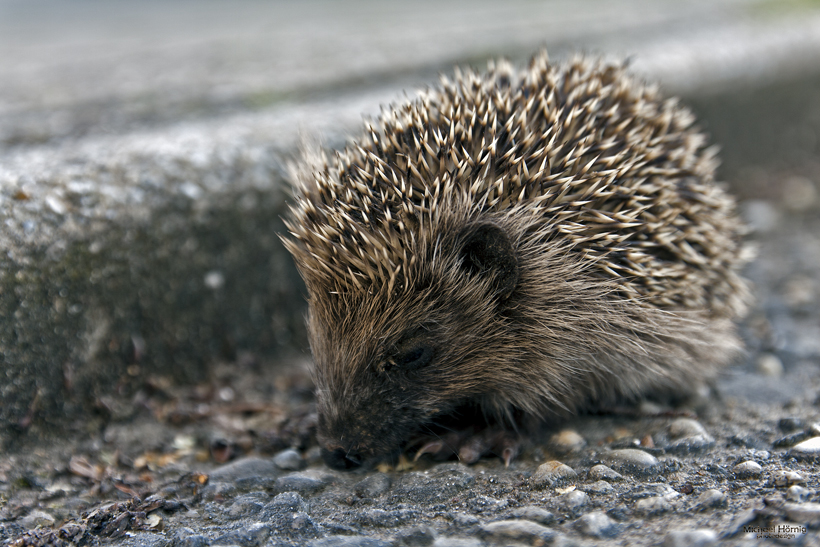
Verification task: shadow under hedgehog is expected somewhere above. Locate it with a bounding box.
[282,50,751,471]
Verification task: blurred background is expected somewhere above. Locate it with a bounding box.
[1,0,820,435]
[2,0,820,178]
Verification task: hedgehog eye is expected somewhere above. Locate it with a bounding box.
[387,327,436,372]
[393,345,434,370]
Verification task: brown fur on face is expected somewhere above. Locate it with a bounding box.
[283,52,751,469]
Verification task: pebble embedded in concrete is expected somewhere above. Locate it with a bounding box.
[466,495,507,514]
[668,418,709,438]
[268,491,308,512]
[359,508,420,528]
[600,449,659,476]
[20,510,56,529]
[431,539,482,547]
[309,536,393,547]
[662,529,718,547]
[783,503,820,527]
[575,511,620,538]
[560,489,589,511]
[530,460,577,488]
[774,470,806,487]
[587,464,623,482]
[548,429,586,454]
[274,472,327,495]
[756,353,784,377]
[695,489,727,511]
[273,448,304,471]
[354,473,393,498]
[510,506,555,525]
[790,436,820,459]
[208,457,280,484]
[226,493,267,519]
[635,496,673,517]
[666,418,715,454]
[787,485,810,502]
[733,460,763,478]
[584,480,615,494]
[394,525,436,547]
[773,430,812,448]
[782,176,818,212]
[479,520,559,545]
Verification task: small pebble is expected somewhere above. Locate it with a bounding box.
[732,461,762,478]
[773,430,811,448]
[666,418,715,454]
[548,430,586,454]
[227,493,266,519]
[466,495,507,513]
[304,446,324,466]
[208,456,279,483]
[273,448,303,471]
[782,175,818,211]
[662,529,718,547]
[431,539,482,547]
[741,199,778,233]
[309,535,392,547]
[530,460,577,488]
[634,496,672,517]
[773,470,806,487]
[291,512,311,531]
[560,489,589,511]
[666,434,715,454]
[600,449,659,476]
[783,502,820,526]
[174,531,209,547]
[790,436,820,459]
[785,276,816,308]
[787,485,811,502]
[628,483,679,501]
[360,508,419,527]
[668,418,708,438]
[587,464,623,482]
[778,417,806,432]
[275,472,327,495]
[395,526,436,547]
[451,512,480,526]
[695,489,727,511]
[393,465,474,504]
[354,473,392,498]
[479,520,558,544]
[21,510,56,529]
[214,522,270,547]
[269,491,307,511]
[756,353,784,377]
[510,506,555,525]
[584,480,615,494]
[575,511,620,538]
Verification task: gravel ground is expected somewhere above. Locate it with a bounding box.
[2,167,820,547]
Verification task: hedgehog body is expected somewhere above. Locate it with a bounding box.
[284,52,750,470]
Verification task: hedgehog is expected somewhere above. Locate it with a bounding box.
[283,51,750,470]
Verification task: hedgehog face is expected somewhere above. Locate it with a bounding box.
[308,222,520,469]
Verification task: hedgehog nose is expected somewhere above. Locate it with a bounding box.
[322,447,363,470]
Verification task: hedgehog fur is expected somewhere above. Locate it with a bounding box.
[283,51,750,470]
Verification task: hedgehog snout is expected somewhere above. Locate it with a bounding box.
[321,445,364,470]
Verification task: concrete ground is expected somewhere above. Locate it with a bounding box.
[1,1,820,545]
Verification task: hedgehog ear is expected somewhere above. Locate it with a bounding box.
[458,223,519,301]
